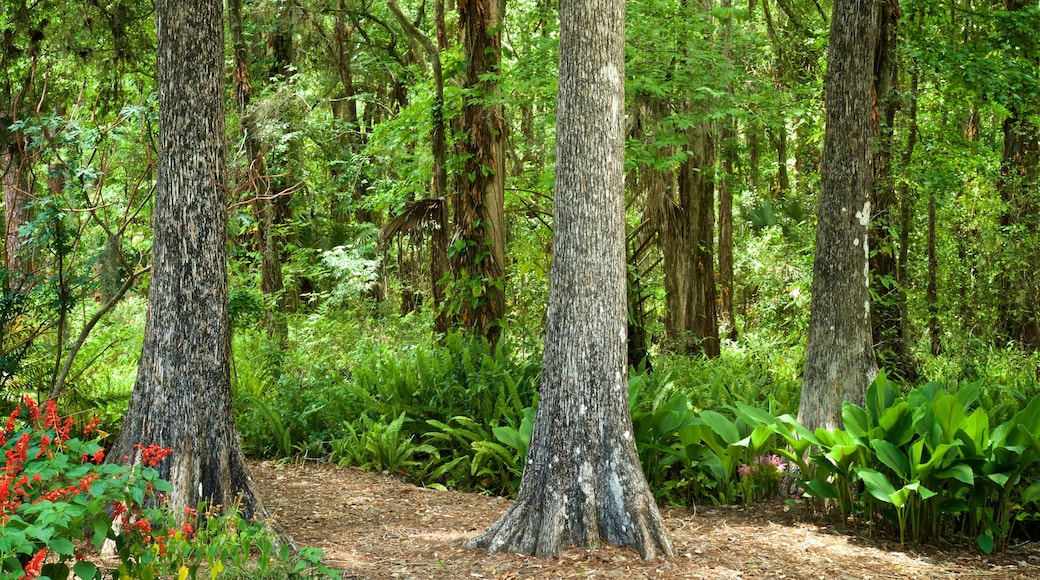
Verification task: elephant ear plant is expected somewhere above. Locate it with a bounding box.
[784,372,1040,553]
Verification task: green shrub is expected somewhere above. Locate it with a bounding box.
[786,372,1040,552]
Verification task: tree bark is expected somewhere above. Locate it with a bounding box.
[672,122,720,357]
[996,0,1040,351]
[718,0,737,342]
[465,0,673,558]
[387,0,451,334]
[111,0,262,518]
[453,0,507,347]
[869,0,906,372]
[798,0,879,431]
[2,145,30,285]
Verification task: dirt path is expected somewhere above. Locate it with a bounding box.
[249,460,1039,579]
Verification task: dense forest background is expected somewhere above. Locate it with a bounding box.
[2,0,1039,504]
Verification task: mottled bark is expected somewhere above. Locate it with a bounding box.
[111,0,262,518]
[453,0,507,347]
[466,0,673,558]
[997,111,1040,350]
[799,0,879,431]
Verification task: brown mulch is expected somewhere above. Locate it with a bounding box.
[248,460,1040,579]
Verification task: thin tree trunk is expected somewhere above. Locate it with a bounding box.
[897,67,919,361]
[674,122,720,357]
[2,146,30,284]
[454,0,507,347]
[996,0,1040,350]
[387,0,451,334]
[869,0,905,371]
[718,0,737,342]
[927,190,940,356]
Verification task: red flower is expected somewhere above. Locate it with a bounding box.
[133,444,173,468]
[23,397,41,423]
[4,406,19,435]
[43,400,61,431]
[20,548,46,580]
[112,501,128,522]
[130,518,152,535]
[83,417,101,435]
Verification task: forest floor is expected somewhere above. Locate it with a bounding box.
[249,459,1040,579]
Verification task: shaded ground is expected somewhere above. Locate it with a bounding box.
[249,460,1040,579]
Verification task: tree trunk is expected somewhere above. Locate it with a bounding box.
[897,67,919,362]
[798,0,879,431]
[996,109,1040,350]
[231,0,289,342]
[718,0,737,342]
[453,0,507,347]
[387,0,451,334]
[927,190,940,356]
[674,123,720,357]
[2,145,30,285]
[996,0,1039,350]
[869,0,905,372]
[111,0,262,519]
[465,0,674,558]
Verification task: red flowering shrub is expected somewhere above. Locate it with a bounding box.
[0,397,172,579]
[1,398,337,579]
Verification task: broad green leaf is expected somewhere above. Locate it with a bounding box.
[936,463,974,485]
[955,408,990,457]
[987,472,1011,487]
[843,403,870,439]
[866,371,898,421]
[871,439,910,480]
[977,532,994,554]
[48,537,75,556]
[800,478,839,499]
[700,410,740,444]
[878,402,914,447]
[953,381,981,409]
[74,561,99,580]
[1021,480,1040,505]
[932,393,967,445]
[858,468,897,505]
[732,401,778,428]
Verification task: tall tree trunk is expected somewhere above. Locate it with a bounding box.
[996,0,1040,351]
[465,0,674,557]
[332,0,375,226]
[897,66,919,361]
[927,189,940,356]
[674,122,720,357]
[387,0,451,334]
[869,0,905,372]
[798,0,879,431]
[454,0,507,347]
[718,0,737,342]
[2,145,29,285]
[111,0,262,518]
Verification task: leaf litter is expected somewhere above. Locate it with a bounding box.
[249,460,1039,579]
